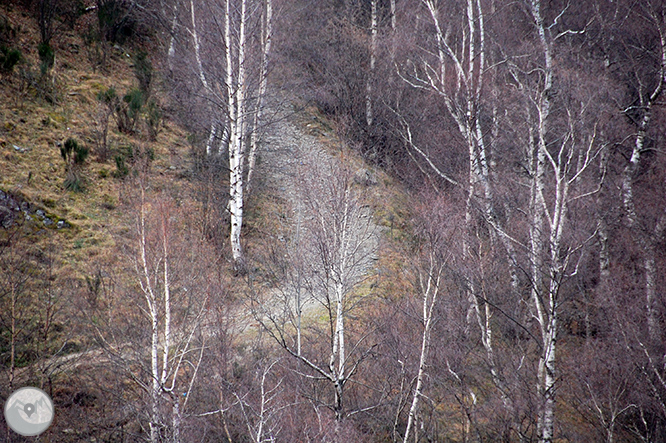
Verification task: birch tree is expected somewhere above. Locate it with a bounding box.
[615,1,666,341]
[181,0,274,272]
[256,159,378,422]
[395,0,609,439]
[365,0,378,127]
[594,2,666,436]
[507,2,604,440]
[135,191,209,443]
[396,0,520,423]
[86,187,213,443]
[246,0,273,192]
[401,200,452,443]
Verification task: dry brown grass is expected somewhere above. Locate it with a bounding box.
[0,4,192,282]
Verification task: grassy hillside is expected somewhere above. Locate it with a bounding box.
[0,3,193,280]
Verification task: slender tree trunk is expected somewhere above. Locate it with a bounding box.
[403,260,441,443]
[172,399,181,443]
[206,122,218,156]
[247,0,273,191]
[226,0,248,271]
[618,2,666,342]
[333,277,346,422]
[139,192,161,443]
[529,2,557,439]
[189,0,209,91]
[390,0,396,62]
[595,147,609,340]
[161,211,172,394]
[366,0,377,127]
[620,111,661,341]
[189,0,219,157]
[645,213,666,341]
[167,1,178,72]
[408,0,521,428]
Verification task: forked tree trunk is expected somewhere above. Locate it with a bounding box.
[529,2,556,440]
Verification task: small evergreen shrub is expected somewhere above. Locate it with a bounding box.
[0,45,21,74]
[113,144,153,178]
[61,138,89,165]
[133,51,152,96]
[60,138,89,191]
[97,86,117,104]
[98,86,144,134]
[120,88,144,133]
[145,99,162,141]
[38,42,54,75]
[113,153,129,178]
[95,87,117,160]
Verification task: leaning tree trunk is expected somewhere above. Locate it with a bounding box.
[403,255,442,443]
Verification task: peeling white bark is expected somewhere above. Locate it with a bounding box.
[225,0,249,269]
[186,0,273,270]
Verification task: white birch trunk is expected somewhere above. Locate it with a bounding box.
[597,147,610,291]
[646,213,666,340]
[530,2,556,439]
[365,0,377,127]
[247,0,273,191]
[189,0,221,158]
[403,258,442,443]
[619,17,666,341]
[333,279,346,420]
[137,194,208,442]
[205,122,218,156]
[189,0,209,92]
[390,0,396,62]
[405,0,521,422]
[167,1,178,72]
[161,214,171,392]
[138,191,162,443]
[225,0,249,270]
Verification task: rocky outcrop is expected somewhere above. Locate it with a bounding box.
[0,189,69,229]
